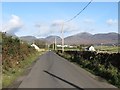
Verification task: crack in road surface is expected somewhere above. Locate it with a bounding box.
[44,70,84,90]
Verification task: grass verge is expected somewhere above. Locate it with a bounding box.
[2,51,45,88]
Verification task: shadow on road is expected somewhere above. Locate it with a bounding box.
[43,70,84,90]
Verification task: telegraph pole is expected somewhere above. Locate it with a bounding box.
[55,36,57,50]
[101,43,103,51]
[61,22,64,53]
[53,41,54,50]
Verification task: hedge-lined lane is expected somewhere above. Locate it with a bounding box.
[56,50,120,88]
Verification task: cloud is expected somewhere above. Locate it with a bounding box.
[34,24,51,37]
[83,19,94,24]
[106,19,117,26]
[35,23,41,28]
[2,14,23,34]
[34,20,79,37]
[51,20,64,27]
[51,20,79,32]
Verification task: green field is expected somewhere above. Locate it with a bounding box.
[95,46,120,53]
[53,45,120,53]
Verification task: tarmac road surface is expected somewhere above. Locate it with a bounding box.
[18,51,116,89]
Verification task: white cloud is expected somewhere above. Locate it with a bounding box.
[83,19,94,24]
[2,14,23,34]
[106,19,117,26]
[34,24,51,37]
[34,20,79,37]
[51,20,64,27]
[51,20,79,32]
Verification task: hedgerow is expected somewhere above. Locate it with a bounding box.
[2,33,37,73]
[56,50,120,88]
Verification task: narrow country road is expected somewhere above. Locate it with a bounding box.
[18,51,116,89]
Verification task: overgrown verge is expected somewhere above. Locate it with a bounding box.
[56,50,120,88]
[2,52,42,88]
[2,33,45,87]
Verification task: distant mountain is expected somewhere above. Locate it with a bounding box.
[19,32,119,45]
[75,32,93,38]
[20,36,37,43]
[92,32,119,44]
[20,35,62,45]
[45,36,61,44]
[64,32,119,45]
[65,32,93,45]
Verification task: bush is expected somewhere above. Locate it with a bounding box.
[56,50,120,88]
[2,33,37,73]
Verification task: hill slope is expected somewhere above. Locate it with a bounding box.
[19,32,119,45]
[64,32,119,45]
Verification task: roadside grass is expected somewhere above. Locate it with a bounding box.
[55,48,79,51]
[95,46,120,53]
[56,46,120,53]
[2,51,45,88]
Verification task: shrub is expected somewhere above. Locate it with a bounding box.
[56,50,120,88]
[2,33,36,73]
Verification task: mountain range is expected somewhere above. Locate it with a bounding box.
[19,32,120,45]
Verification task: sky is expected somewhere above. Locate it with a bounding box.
[1,2,118,38]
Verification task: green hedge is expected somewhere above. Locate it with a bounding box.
[2,33,37,73]
[56,50,120,88]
